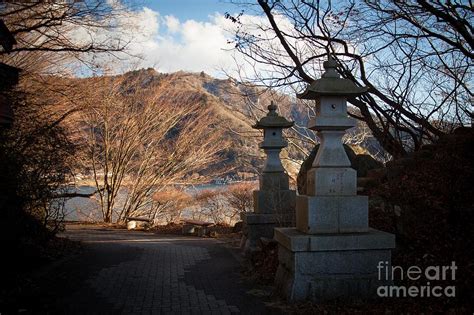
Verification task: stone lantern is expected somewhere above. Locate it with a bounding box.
[241,102,296,254]
[254,101,293,187]
[274,55,395,301]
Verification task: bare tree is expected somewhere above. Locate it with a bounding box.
[0,1,133,74]
[77,74,229,223]
[0,1,138,148]
[227,0,473,159]
[0,1,150,246]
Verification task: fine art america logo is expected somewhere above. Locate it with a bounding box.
[377,261,457,298]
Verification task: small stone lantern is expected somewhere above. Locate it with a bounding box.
[274,55,395,302]
[253,101,293,186]
[241,102,296,254]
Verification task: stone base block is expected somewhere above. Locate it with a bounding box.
[296,195,368,233]
[253,189,296,224]
[241,213,276,255]
[243,213,275,225]
[307,167,356,196]
[274,227,395,302]
[259,172,289,191]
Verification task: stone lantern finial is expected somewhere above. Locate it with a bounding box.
[253,102,293,130]
[267,101,277,115]
[322,54,339,78]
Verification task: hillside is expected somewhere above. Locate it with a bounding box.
[29,68,382,183]
[66,69,304,182]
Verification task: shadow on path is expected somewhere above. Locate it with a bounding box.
[22,225,280,314]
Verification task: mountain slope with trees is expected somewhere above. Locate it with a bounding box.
[73,68,306,180]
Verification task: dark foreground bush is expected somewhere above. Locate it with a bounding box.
[0,91,76,305]
[370,127,474,309]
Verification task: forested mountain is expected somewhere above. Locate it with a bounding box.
[69,69,306,181]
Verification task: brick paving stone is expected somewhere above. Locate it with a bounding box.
[29,226,280,314]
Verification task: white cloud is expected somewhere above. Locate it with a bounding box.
[141,12,240,76]
[164,15,180,33]
[68,6,304,80]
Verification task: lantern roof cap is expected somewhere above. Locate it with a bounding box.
[297,55,368,99]
[252,101,294,129]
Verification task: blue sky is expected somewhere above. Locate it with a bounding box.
[141,0,241,22]
[90,0,262,77]
[80,1,268,78]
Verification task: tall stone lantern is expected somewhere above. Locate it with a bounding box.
[241,102,296,254]
[274,56,395,301]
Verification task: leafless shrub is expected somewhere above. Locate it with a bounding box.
[194,189,229,225]
[151,189,193,225]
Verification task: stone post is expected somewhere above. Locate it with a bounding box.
[241,102,296,254]
[274,56,395,301]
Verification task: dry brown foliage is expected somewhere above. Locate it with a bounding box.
[69,74,231,223]
[225,181,256,215]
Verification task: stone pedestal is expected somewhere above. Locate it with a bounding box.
[274,228,395,302]
[254,189,296,224]
[253,172,296,224]
[241,213,276,252]
[241,174,296,254]
[296,195,368,234]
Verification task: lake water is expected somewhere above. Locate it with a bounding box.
[63,184,227,222]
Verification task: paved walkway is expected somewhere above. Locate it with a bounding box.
[33,226,278,314]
